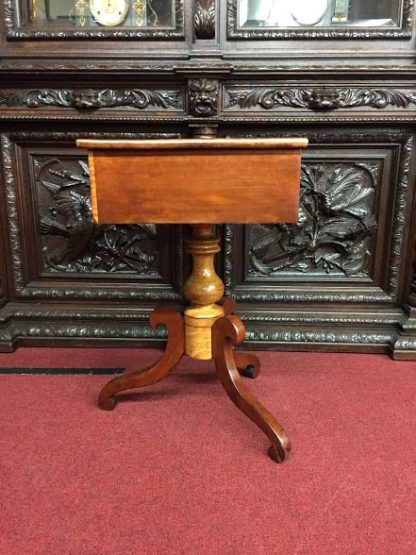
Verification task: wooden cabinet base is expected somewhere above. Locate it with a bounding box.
[98,303,290,463]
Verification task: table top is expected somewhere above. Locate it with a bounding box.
[77,137,309,151]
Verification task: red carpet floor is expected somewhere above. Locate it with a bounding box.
[0,348,415,555]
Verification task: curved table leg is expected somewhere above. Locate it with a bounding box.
[98,306,185,410]
[234,352,260,379]
[219,298,260,379]
[219,297,237,316]
[212,315,290,463]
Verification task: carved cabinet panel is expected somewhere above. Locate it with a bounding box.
[1,135,183,304]
[229,141,409,303]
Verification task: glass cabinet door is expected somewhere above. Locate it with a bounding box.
[230,0,412,38]
[9,0,183,38]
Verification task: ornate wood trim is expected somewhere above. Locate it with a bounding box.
[0,88,184,111]
[224,86,416,112]
[194,0,216,39]
[388,136,414,298]
[0,315,167,349]
[244,327,394,346]
[1,135,24,293]
[4,0,185,40]
[227,0,414,40]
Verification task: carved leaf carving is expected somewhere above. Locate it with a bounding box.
[34,156,160,274]
[194,0,216,39]
[248,162,379,277]
[227,87,416,111]
[8,88,182,111]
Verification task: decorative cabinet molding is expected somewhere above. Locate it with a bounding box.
[0,88,184,113]
[194,0,216,39]
[0,241,6,306]
[4,0,185,40]
[227,0,414,40]
[223,86,416,113]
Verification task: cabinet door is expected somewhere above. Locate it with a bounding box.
[228,0,412,39]
[5,0,184,39]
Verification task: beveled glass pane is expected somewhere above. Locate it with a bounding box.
[238,0,402,29]
[27,0,175,29]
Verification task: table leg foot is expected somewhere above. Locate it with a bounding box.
[98,306,185,410]
[213,315,290,463]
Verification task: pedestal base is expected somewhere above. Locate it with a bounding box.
[98,302,290,463]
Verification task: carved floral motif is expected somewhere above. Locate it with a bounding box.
[34,157,160,274]
[249,162,378,276]
[227,87,416,111]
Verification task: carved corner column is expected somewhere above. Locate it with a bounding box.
[0,185,7,311]
[392,237,416,359]
[0,223,9,350]
[0,273,5,308]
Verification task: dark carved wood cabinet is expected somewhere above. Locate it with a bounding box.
[2,0,416,359]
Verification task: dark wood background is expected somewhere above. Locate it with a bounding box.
[1,0,416,358]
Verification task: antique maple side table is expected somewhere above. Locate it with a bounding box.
[76,137,308,463]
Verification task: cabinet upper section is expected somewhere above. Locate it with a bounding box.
[1,0,416,68]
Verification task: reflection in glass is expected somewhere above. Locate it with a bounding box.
[28,0,175,28]
[239,0,402,28]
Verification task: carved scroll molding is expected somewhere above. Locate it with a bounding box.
[224,86,416,112]
[194,0,215,39]
[1,135,24,293]
[188,79,218,117]
[227,0,414,39]
[245,327,393,346]
[0,88,183,111]
[0,313,168,350]
[4,0,185,39]
[388,136,414,299]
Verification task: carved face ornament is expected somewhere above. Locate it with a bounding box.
[189,79,218,116]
